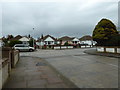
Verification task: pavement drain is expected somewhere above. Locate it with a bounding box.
[36,62,47,66]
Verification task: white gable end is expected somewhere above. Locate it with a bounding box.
[19,37,29,41]
[44,37,54,41]
[72,38,80,41]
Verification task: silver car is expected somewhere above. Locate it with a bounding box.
[14,44,35,52]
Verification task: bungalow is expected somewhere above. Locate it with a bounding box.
[37,35,57,46]
[79,35,96,45]
[58,36,73,45]
[72,37,80,45]
[0,38,2,47]
[58,36,80,45]
[9,35,30,45]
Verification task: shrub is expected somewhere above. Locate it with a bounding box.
[9,40,22,47]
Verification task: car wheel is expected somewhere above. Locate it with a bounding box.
[29,49,33,52]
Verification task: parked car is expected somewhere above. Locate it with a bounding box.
[13,44,35,52]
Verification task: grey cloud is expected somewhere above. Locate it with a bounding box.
[2,1,118,38]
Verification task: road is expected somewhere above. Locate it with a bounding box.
[20,48,118,88]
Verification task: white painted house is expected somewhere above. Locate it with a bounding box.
[72,37,80,44]
[37,35,57,46]
[9,35,30,45]
[19,37,30,45]
[79,35,96,45]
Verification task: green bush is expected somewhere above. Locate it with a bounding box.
[9,40,22,47]
[104,34,120,46]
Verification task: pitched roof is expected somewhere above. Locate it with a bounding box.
[9,35,22,41]
[79,35,93,41]
[58,36,74,41]
[39,35,57,41]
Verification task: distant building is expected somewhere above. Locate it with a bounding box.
[58,36,73,45]
[79,35,96,45]
[58,36,80,45]
[0,38,2,47]
[37,35,57,46]
[9,35,30,45]
[72,37,80,45]
[36,34,97,47]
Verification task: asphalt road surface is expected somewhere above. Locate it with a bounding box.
[20,48,118,88]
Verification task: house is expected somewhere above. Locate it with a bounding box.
[19,36,30,45]
[0,38,2,47]
[58,36,73,45]
[58,36,80,45]
[79,35,96,45]
[72,37,80,45]
[9,35,30,45]
[37,35,57,46]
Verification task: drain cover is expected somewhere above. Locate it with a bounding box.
[36,62,47,66]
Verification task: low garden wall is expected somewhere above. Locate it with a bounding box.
[53,45,93,49]
[54,46,73,49]
[2,47,12,73]
[96,46,120,54]
[2,47,20,68]
[81,45,93,48]
[0,60,2,89]
[11,50,19,68]
[1,58,9,88]
[1,47,20,89]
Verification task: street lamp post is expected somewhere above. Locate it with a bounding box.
[33,28,34,48]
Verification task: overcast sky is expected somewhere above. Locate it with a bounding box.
[1,0,118,38]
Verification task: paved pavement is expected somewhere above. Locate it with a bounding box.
[3,57,69,88]
[84,49,120,58]
[19,48,118,88]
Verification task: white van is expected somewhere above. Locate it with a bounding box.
[13,44,35,52]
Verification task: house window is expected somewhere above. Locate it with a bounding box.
[75,41,77,44]
[45,41,47,44]
[48,41,51,45]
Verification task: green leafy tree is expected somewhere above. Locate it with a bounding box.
[9,40,22,47]
[92,18,118,46]
[29,39,36,47]
[105,34,120,46]
[29,39,33,47]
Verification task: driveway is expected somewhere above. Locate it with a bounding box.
[20,48,118,88]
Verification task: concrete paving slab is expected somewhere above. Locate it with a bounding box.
[3,57,69,88]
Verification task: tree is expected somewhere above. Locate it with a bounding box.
[105,34,120,46]
[92,18,118,46]
[29,39,33,47]
[29,39,36,47]
[8,40,22,47]
[7,35,14,40]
